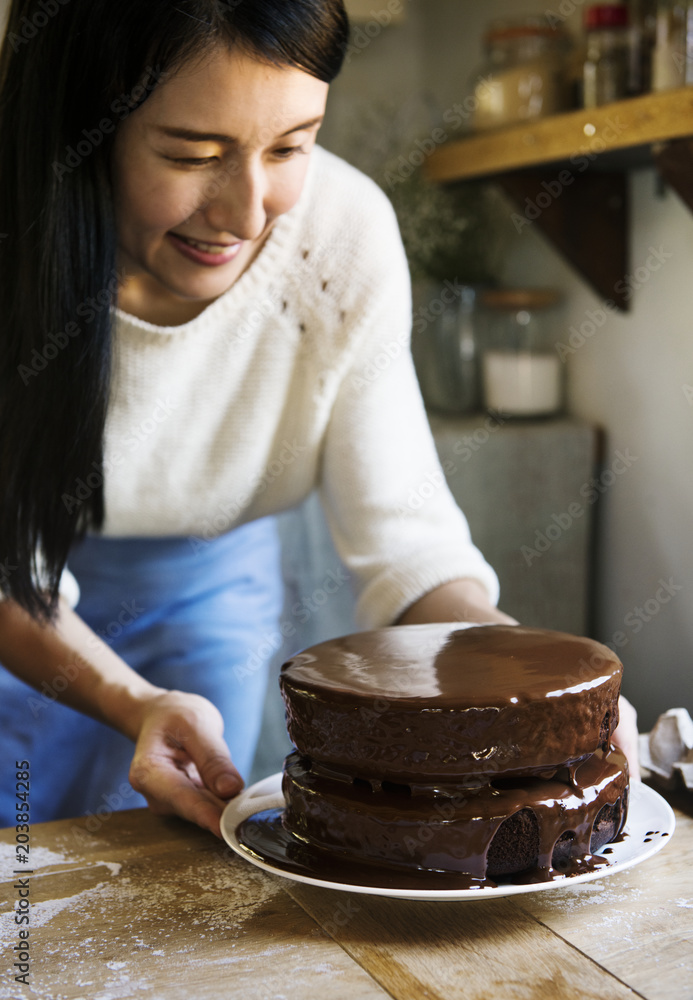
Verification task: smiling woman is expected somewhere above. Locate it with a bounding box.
[112,48,329,324]
[0,0,519,835]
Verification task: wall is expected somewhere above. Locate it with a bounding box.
[321,0,693,729]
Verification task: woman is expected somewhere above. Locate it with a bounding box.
[0,0,636,837]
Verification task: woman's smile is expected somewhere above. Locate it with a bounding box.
[166,231,244,266]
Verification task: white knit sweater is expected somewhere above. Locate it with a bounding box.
[96,146,499,628]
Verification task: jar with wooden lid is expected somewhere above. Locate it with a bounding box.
[471,16,572,131]
[479,289,564,417]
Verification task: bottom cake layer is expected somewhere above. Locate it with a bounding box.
[281,748,629,882]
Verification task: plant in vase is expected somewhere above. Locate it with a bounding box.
[333,99,510,413]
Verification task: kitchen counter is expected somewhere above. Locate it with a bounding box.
[1,794,691,1000]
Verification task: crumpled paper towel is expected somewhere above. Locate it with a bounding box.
[639,707,693,789]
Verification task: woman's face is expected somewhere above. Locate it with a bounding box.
[112,46,329,323]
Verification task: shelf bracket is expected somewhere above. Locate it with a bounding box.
[652,137,693,213]
[493,170,630,310]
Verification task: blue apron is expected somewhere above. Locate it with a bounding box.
[0,517,283,826]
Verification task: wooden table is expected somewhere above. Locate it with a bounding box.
[1,794,691,1000]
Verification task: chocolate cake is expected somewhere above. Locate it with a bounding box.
[275,624,629,886]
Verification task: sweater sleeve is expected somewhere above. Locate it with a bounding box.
[317,209,500,630]
[59,567,81,609]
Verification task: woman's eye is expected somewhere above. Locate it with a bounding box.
[274,146,304,159]
[166,155,219,166]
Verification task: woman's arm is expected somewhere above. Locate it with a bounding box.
[397,579,639,779]
[0,598,243,836]
[396,578,517,626]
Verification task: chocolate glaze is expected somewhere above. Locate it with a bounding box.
[279,748,628,882]
[280,625,623,781]
[236,789,624,891]
[237,809,493,890]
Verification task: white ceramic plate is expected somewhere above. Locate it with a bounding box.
[220,775,675,901]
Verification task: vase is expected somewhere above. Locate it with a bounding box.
[410,281,483,414]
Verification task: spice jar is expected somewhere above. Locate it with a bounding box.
[583,4,631,106]
[479,289,564,418]
[471,16,571,131]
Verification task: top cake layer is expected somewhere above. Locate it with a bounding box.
[280,624,622,781]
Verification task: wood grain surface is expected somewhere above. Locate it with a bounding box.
[519,808,693,1000]
[0,811,388,1000]
[285,885,641,1000]
[1,802,691,1000]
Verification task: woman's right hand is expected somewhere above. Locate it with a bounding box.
[0,597,243,837]
[128,689,244,838]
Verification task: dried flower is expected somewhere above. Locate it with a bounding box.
[333,98,508,284]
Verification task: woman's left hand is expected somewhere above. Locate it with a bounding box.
[128,690,245,838]
[612,694,640,781]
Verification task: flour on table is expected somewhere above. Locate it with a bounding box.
[0,842,75,871]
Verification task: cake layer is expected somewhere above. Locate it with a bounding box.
[280,624,622,781]
[281,747,629,882]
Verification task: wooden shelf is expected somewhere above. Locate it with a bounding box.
[426,87,693,182]
[425,88,693,309]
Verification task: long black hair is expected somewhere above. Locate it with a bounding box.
[0,0,349,620]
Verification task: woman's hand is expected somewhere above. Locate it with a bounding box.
[129,690,244,838]
[0,597,243,838]
[612,694,640,781]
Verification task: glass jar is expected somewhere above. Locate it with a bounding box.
[410,283,482,415]
[651,0,693,89]
[627,0,658,94]
[479,289,564,418]
[471,16,572,131]
[583,4,631,107]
